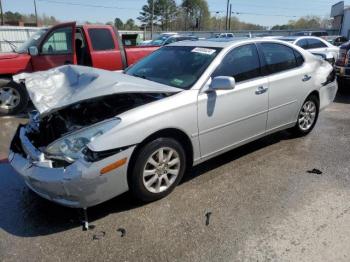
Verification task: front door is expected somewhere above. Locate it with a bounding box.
[197,44,269,159]
[31,22,76,71]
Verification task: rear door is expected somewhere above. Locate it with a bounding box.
[84,26,125,70]
[31,22,76,71]
[258,42,313,132]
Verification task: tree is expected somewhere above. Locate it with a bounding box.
[138,0,158,28]
[155,0,177,31]
[124,19,138,30]
[114,18,124,29]
[181,0,210,30]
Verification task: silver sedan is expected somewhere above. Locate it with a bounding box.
[9,39,337,208]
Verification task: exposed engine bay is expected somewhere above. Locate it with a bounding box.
[27,92,170,150]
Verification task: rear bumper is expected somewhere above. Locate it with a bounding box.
[335,65,350,79]
[9,125,135,208]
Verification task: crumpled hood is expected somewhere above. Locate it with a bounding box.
[13,65,182,115]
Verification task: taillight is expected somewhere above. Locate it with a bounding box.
[345,50,350,65]
[337,49,347,66]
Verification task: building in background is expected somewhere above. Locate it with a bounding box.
[331,1,350,38]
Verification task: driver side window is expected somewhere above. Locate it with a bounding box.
[212,44,261,83]
[41,26,73,55]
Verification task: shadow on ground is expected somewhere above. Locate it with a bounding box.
[0,129,294,238]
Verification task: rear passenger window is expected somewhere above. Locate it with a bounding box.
[306,39,327,49]
[294,50,304,66]
[260,43,300,74]
[212,44,261,82]
[296,39,308,49]
[88,28,115,51]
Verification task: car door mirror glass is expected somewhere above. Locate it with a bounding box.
[28,46,38,56]
[209,76,235,91]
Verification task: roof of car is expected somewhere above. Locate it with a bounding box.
[169,37,250,48]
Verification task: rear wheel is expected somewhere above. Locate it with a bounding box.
[0,79,28,115]
[291,95,319,136]
[129,138,186,202]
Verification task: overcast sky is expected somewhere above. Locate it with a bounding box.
[2,0,347,27]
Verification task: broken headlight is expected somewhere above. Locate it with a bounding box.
[45,118,120,161]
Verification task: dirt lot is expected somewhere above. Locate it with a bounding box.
[0,88,350,262]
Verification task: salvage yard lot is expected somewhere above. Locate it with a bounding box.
[0,88,350,262]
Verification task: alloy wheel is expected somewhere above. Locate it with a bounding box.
[0,86,21,110]
[298,100,317,131]
[142,147,181,193]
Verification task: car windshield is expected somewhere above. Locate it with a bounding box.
[17,29,48,53]
[125,46,221,90]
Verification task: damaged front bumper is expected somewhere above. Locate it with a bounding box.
[9,125,135,208]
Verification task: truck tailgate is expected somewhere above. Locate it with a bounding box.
[124,46,159,66]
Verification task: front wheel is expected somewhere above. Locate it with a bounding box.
[0,79,28,115]
[129,138,186,202]
[291,95,319,136]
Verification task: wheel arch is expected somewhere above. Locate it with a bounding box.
[127,128,194,182]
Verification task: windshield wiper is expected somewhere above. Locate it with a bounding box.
[132,73,147,79]
[3,39,17,53]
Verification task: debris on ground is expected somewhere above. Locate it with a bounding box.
[307,168,323,175]
[205,212,212,226]
[92,231,106,240]
[117,228,126,237]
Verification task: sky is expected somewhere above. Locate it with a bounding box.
[1,0,348,27]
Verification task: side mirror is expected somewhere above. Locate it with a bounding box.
[208,76,235,91]
[28,46,38,56]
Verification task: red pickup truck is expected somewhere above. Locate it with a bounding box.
[0,22,158,115]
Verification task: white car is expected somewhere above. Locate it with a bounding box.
[277,36,339,61]
[9,39,337,208]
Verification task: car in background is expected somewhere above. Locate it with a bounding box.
[293,31,328,37]
[147,35,198,46]
[9,38,337,208]
[277,36,339,63]
[335,41,350,87]
[215,33,235,38]
[324,35,348,46]
[0,22,159,115]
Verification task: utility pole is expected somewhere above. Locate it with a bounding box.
[228,4,232,31]
[0,0,4,26]
[225,0,230,31]
[34,0,38,26]
[150,0,154,39]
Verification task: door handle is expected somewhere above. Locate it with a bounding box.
[302,75,312,82]
[255,86,268,95]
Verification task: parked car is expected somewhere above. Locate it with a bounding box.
[147,35,198,46]
[335,41,350,87]
[9,38,337,208]
[0,22,159,115]
[293,31,328,37]
[277,36,339,63]
[215,33,235,38]
[324,35,348,46]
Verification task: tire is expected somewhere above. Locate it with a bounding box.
[0,79,28,115]
[291,95,319,136]
[129,137,186,202]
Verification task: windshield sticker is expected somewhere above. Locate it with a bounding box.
[191,47,216,55]
[171,78,184,86]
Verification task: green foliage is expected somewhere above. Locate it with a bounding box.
[271,16,331,30]
[114,18,124,29]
